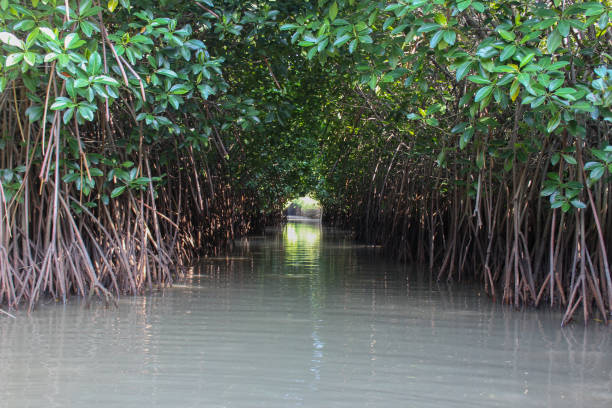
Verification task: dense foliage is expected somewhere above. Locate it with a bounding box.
[284,0,612,324]
[0,0,610,323]
[0,0,319,308]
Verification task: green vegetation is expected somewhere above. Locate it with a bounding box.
[0,0,610,323]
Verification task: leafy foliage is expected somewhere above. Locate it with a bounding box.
[0,0,611,321]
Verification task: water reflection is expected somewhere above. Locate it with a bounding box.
[282,222,325,389]
[283,222,321,272]
[0,223,611,407]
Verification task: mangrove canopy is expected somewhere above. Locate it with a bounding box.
[0,0,611,324]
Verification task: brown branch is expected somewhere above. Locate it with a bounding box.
[263,57,282,90]
[195,2,220,19]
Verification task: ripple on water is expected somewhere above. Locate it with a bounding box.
[1,222,611,408]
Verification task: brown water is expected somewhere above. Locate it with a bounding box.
[1,222,611,407]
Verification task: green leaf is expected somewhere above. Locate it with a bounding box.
[307,46,317,60]
[425,117,439,126]
[5,53,23,67]
[530,95,546,107]
[584,161,601,171]
[570,199,586,209]
[13,20,35,32]
[548,61,569,71]
[418,23,441,33]
[168,94,180,110]
[50,97,73,110]
[547,112,561,133]
[63,173,81,183]
[110,185,126,198]
[551,153,560,166]
[78,105,94,121]
[89,168,104,177]
[548,78,563,91]
[88,52,102,75]
[79,0,92,15]
[383,17,395,30]
[548,172,561,183]
[460,127,474,149]
[510,79,520,101]
[456,61,473,81]
[557,20,570,37]
[476,46,497,59]
[74,78,90,88]
[63,107,74,124]
[157,69,178,78]
[108,0,118,12]
[550,200,564,209]
[94,75,120,86]
[64,33,85,50]
[471,2,485,12]
[467,75,491,84]
[597,12,609,29]
[519,53,535,68]
[329,2,338,21]
[368,74,377,90]
[517,72,531,88]
[589,166,605,181]
[547,29,562,54]
[39,27,57,40]
[317,38,329,51]
[476,151,484,169]
[429,30,444,49]
[434,13,447,26]
[390,24,407,35]
[500,44,516,61]
[562,154,577,165]
[493,65,515,73]
[333,34,351,47]
[554,87,576,100]
[384,4,402,11]
[540,186,557,197]
[198,84,214,99]
[457,0,471,12]
[0,32,24,49]
[583,2,604,16]
[80,21,95,37]
[443,30,456,46]
[26,105,43,122]
[451,123,467,134]
[474,85,493,102]
[498,29,515,42]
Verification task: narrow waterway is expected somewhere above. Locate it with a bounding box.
[1,222,611,407]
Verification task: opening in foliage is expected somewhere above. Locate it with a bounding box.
[285,196,322,220]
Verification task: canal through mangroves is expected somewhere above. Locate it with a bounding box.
[1,222,611,407]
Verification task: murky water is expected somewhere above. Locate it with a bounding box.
[1,222,611,407]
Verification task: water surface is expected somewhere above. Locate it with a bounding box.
[1,222,611,407]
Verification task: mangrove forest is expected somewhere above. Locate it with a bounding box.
[0,0,611,326]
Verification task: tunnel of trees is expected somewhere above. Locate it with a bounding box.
[0,0,611,324]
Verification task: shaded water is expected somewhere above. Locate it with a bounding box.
[1,222,611,407]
